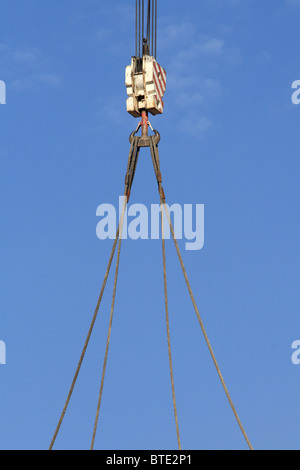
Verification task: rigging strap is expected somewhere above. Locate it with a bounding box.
[49,137,140,450]
[49,123,253,451]
[149,135,254,452]
[90,138,140,449]
[150,135,182,450]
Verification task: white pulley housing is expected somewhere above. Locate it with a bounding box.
[126,55,166,117]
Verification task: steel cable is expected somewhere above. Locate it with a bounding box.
[90,138,140,449]
[136,0,138,58]
[159,188,182,450]
[147,0,151,47]
[150,135,253,451]
[142,0,144,45]
[49,139,138,450]
[150,136,182,450]
[155,0,157,58]
[152,0,154,56]
[90,195,128,450]
[162,202,254,451]
[48,232,120,450]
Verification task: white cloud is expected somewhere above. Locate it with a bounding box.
[13,49,37,65]
[0,43,62,92]
[157,19,241,139]
[11,73,62,91]
[38,73,62,87]
[198,38,225,55]
[285,0,300,6]
[179,115,212,140]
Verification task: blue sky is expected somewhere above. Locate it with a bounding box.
[1,0,300,450]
